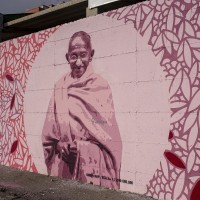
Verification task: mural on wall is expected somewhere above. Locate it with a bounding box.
[0,1,200,200]
[105,0,200,199]
[104,0,200,199]
[0,26,59,172]
[42,31,122,189]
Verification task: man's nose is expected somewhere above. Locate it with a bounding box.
[75,58,83,67]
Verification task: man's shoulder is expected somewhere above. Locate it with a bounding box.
[54,72,70,88]
[89,72,110,88]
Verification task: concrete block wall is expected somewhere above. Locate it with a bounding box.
[0,0,200,199]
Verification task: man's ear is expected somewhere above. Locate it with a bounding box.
[66,53,69,62]
[89,49,95,62]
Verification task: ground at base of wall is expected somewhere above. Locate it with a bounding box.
[0,165,155,200]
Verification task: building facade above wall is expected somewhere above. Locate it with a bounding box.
[0,0,143,42]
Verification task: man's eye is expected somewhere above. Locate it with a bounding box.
[80,53,87,58]
[70,55,77,60]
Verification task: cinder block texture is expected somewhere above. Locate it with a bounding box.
[0,0,200,199]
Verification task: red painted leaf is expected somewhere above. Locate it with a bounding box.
[10,94,15,110]
[190,179,200,200]
[168,131,174,140]
[31,163,38,173]
[164,150,186,169]
[10,140,18,153]
[5,74,14,82]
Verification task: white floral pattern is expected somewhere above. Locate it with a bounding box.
[105,0,200,199]
[0,27,59,172]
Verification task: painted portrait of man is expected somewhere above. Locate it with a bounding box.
[42,31,122,189]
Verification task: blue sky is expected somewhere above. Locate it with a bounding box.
[0,0,68,14]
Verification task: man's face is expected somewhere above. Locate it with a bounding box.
[66,36,94,79]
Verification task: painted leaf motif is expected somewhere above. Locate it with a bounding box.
[15,158,23,166]
[188,122,198,150]
[189,176,200,184]
[173,171,185,200]
[5,101,10,110]
[0,57,5,67]
[168,130,174,140]
[142,23,153,43]
[141,5,151,14]
[141,8,154,34]
[10,94,15,110]
[197,14,200,26]
[164,151,186,169]
[174,6,183,17]
[170,101,186,109]
[31,163,38,173]
[189,62,198,84]
[163,30,179,43]
[125,14,135,22]
[187,38,200,49]
[167,7,174,31]
[5,74,14,82]
[163,36,172,54]
[10,140,18,153]
[15,54,20,60]
[187,150,196,173]
[185,20,195,36]
[171,107,187,124]
[18,142,24,158]
[177,42,184,58]
[4,154,9,165]
[176,138,188,150]
[152,32,164,50]
[161,158,169,180]
[19,136,28,149]
[27,52,35,61]
[23,151,28,168]
[26,156,32,171]
[136,6,142,30]
[5,41,10,51]
[0,131,3,139]
[6,125,12,132]
[183,112,197,133]
[7,55,13,67]
[5,129,8,143]
[190,179,200,200]
[118,7,133,20]
[24,66,29,78]
[193,49,200,61]
[16,94,23,106]
[17,81,24,96]
[186,4,198,20]
[178,22,184,41]
[12,39,18,49]
[181,70,191,101]
[10,113,20,120]
[0,109,7,119]
[2,135,5,148]
[189,90,200,112]
[169,70,183,97]
[184,40,192,68]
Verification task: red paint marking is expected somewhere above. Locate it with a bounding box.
[10,140,18,153]
[31,163,38,173]
[10,94,15,110]
[5,74,14,82]
[190,179,200,200]
[164,150,186,169]
[168,131,174,140]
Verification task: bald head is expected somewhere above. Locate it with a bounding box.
[66,31,95,79]
[68,31,92,52]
